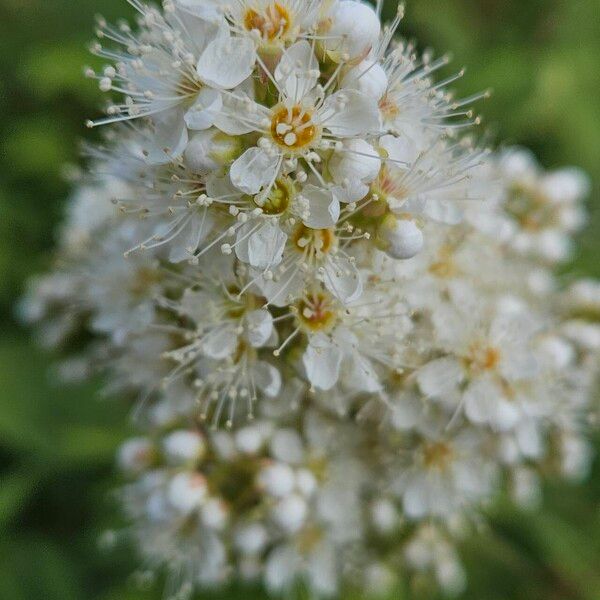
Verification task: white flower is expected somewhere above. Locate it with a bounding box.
[222,0,325,52]
[328,138,382,202]
[159,257,281,425]
[417,301,540,431]
[498,148,590,263]
[87,6,254,163]
[394,431,497,519]
[292,287,405,392]
[25,3,600,599]
[218,41,380,198]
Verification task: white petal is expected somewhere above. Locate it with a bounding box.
[168,212,214,263]
[247,222,287,269]
[331,181,370,203]
[230,148,280,195]
[202,326,238,359]
[329,139,381,186]
[416,357,464,398]
[379,134,418,165]
[464,377,520,431]
[302,185,340,229]
[423,199,464,225]
[175,0,222,23]
[323,256,363,304]
[197,33,256,89]
[390,392,423,431]
[214,94,263,135]
[303,334,343,391]
[144,108,188,165]
[255,268,303,307]
[275,41,318,103]
[246,309,274,348]
[402,477,429,519]
[319,90,380,137]
[344,352,381,393]
[184,87,222,130]
[253,361,281,398]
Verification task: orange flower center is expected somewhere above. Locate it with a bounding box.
[271,105,318,151]
[422,442,454,470]
[292,225,336,256]
[466,343,501,373]
[244,3,291,41]
[297,292,338,333]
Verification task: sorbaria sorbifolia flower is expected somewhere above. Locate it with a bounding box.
[22,1,599,598]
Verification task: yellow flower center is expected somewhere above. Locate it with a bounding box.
[244,3,291,41]
[379,94,400,122]
[271,105,319,151]
[422,442,454,470]
[255,178,294,215]
[296,292,338,333]
[292,224,336,256]
[466,342,501,373]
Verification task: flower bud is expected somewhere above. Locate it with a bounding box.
[271,493,308,533]
[162,430,205,465]
[201,497,229,530]
[118,437,154,475]
[235,523,268,555]
[257,462,296,498]
[341,59,388,101]
[326,1,381,62]
[295,469,317,497]
[370,498,398,534]
[377,214,424,260]
[184,129,242,174]
[235,425,266,454]
[168,472,208,513]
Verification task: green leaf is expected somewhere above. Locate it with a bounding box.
[0,468,40,531]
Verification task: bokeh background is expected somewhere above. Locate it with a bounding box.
[1,0,599,598]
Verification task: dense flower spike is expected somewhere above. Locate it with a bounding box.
[23,1,599,599]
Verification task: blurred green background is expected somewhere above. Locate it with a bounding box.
[0,0,599,598]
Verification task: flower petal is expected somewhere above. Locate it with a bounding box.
[323,256,363,304]
[302,185,340,229]
[274,41,318,103]
[184,87,222,130]
[303,334,343,391]
[319,90,380,137]
[416,357,464,398]
[230,148,280,195]
[247,222,287,270]
[197,32,256,89]
[144,108,189,165]
[202,326,238,359]
[253,361,282,398]
[246,309,274,348]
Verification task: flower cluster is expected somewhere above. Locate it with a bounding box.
[22,1,599,598]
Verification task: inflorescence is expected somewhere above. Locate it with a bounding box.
[23,1,599,598]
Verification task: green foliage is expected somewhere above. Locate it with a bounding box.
[0,0,598,598]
